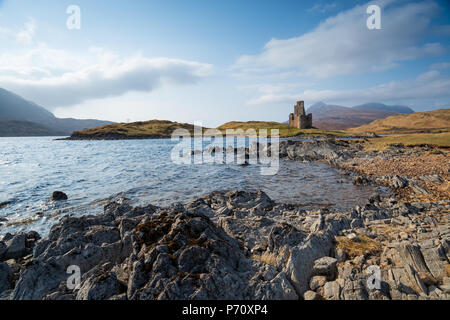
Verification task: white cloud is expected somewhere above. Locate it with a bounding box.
[431,62,450,70]
[0,18,36,45]
[234,0,446,79]
[308,2,337,13]
[0,16,213,109]
[16,18,36,44]
[247,70,450,107]
[0,43,88,78]
[0,45,213,108]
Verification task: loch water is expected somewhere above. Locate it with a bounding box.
[0,136,382,235]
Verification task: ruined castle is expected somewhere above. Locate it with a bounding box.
[289,100,312,129]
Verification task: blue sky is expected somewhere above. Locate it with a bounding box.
[0,0,449,126]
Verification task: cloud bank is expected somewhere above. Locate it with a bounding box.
[247,70,450,108]
[234,0,446,79]
[0,46,213,108]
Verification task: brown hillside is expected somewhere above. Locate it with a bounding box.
[348,109,450,133]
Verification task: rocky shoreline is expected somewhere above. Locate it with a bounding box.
[1,139,449,300]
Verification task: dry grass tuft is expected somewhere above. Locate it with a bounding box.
[252,251,278,266]
[335,234,382,258]
[368,224,416,242]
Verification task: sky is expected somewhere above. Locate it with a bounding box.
[0,0,449,127]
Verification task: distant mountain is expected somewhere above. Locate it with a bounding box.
[50,118,116,136]
[0,88,56,123]
[0,88,113,136]
[0,120,66,137]
[307,102,350,115]
[305,101,414,130]
[352,102,414,114]
[348,109,450,133]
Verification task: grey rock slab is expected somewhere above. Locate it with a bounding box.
[283,233,334,297]
[4,233,28,260]
[0,262,13,294]
[11,260,66,300]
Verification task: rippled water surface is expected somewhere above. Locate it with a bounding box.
[0,137,380,235]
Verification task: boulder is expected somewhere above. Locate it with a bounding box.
[4,233,28,260]
[322,281,341,300]
[309,275,327,291]
[303,290,322,300]
[77,270,122,300]
[312,256,338,280]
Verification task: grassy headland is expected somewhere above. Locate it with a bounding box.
[217,121,347,137]
[69,120,207,139]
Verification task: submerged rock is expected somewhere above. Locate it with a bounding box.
[0,201,11,209]
[50,191,68,201]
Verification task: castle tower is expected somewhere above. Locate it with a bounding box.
[294,101,305,116]
[289,100,312,129]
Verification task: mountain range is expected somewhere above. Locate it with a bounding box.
[0,88,113,137]
[305,102,415,130]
